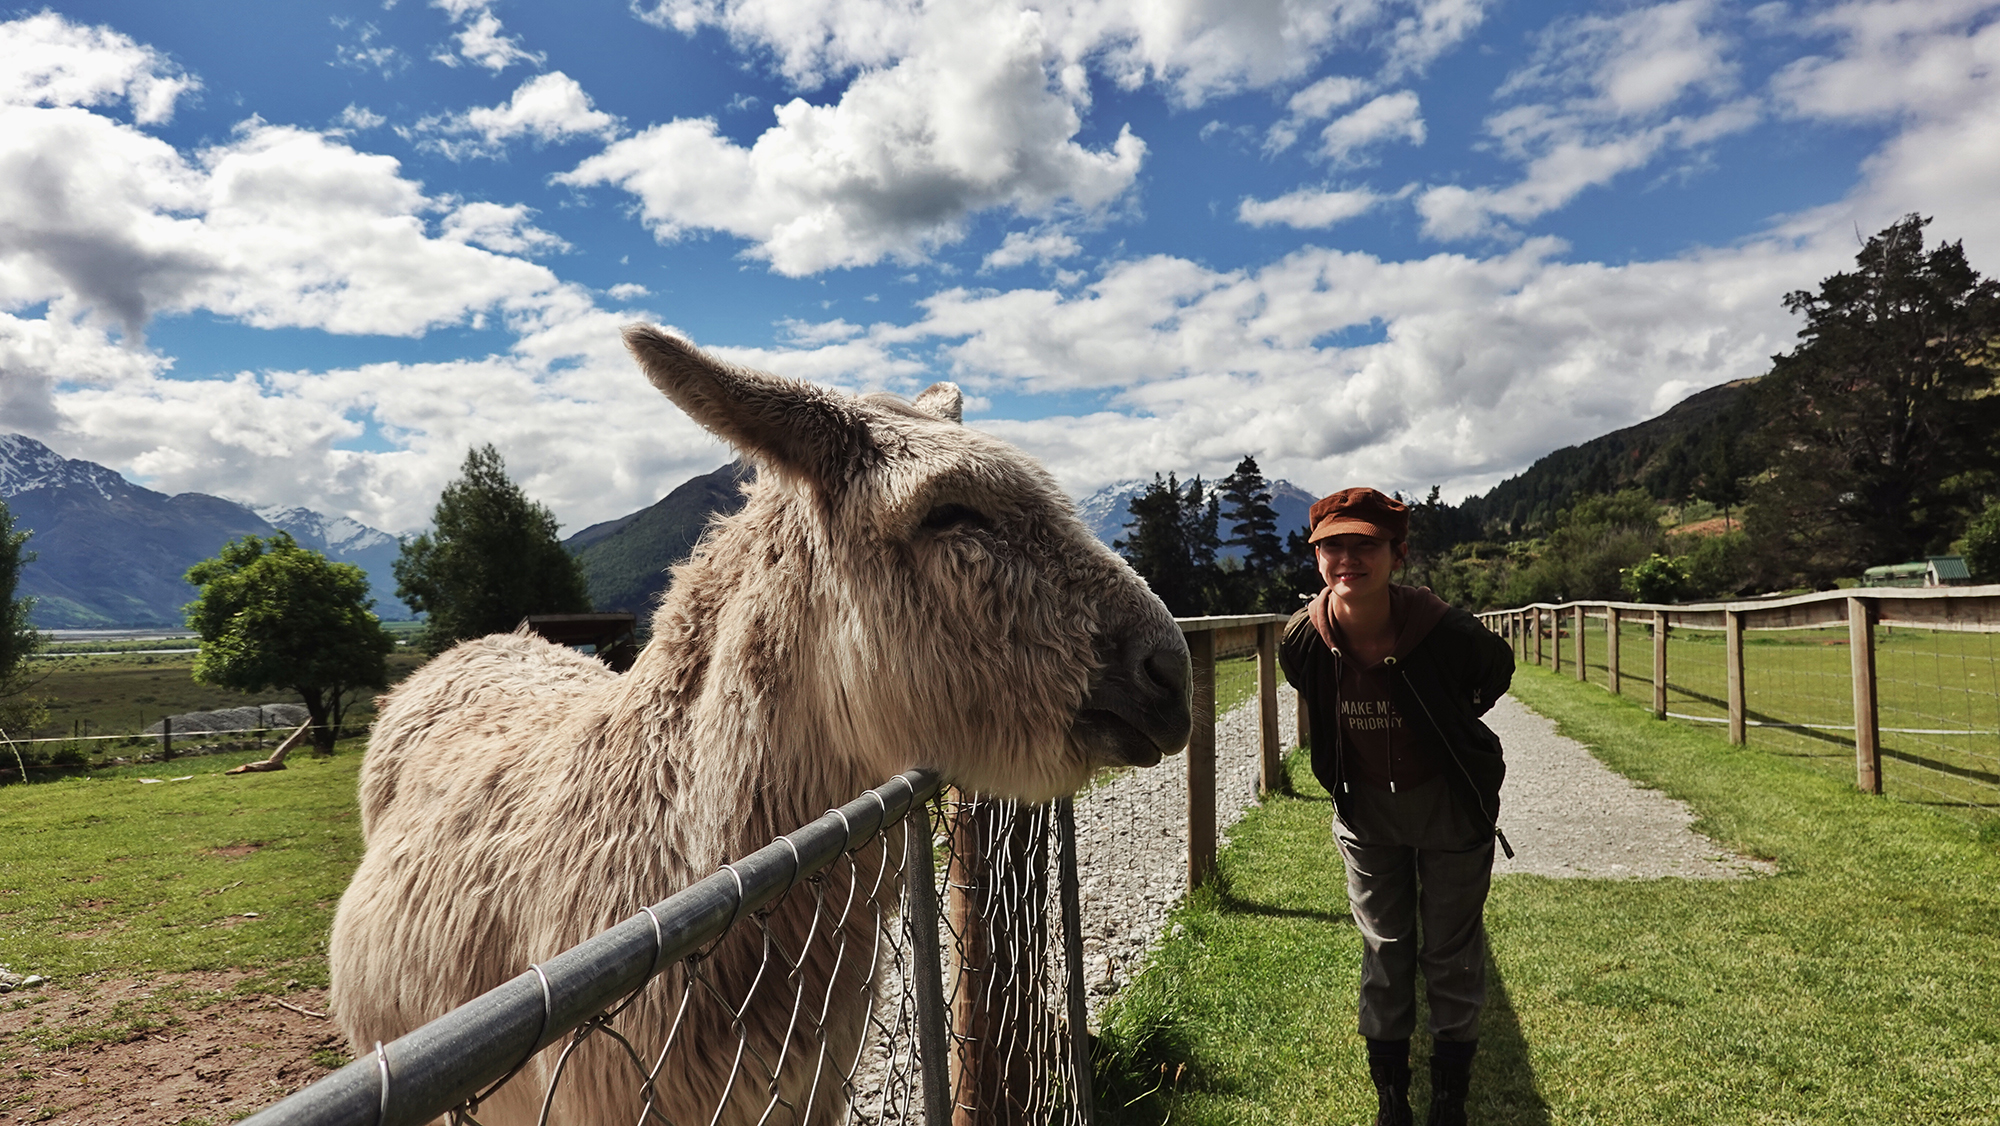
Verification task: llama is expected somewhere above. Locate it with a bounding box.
[327,325,1192,1124]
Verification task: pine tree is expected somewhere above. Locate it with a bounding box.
[1747,214,2000,584]
[1183,476,1221,612]
[395,445,593,653]
[1218,456,1284,611]
[1115,474,1220,616]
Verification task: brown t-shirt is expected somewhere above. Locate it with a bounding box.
[1330,618,1445,792]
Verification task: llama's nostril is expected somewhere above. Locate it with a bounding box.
[1144,646,1190,699]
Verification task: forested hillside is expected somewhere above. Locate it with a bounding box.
[1454,377,1758,538]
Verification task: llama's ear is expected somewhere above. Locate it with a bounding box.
[910,382,963,424]
[624,324,865,483]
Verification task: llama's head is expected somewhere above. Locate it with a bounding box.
[625,325,1191,801]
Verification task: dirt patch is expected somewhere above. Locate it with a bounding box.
[202,844,263,860]
[1670,516,1737,537]
[0,971,344,1124]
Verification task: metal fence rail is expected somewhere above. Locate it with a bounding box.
[217,612,1306,1125]
[241,770,1097,1126]
[1484,585,2000,826]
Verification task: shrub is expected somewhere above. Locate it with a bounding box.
[1622,553,1693,603]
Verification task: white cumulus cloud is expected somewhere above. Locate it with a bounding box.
[983,228,1085,271]
[410,72,622,160]
[431,0,544,71]
[1238,186,1388,228]
[439,201,572,256]
[0,11,197,124]
[594,0,1495,274]
[560,5,1146,276]
[1320,90,1426,163]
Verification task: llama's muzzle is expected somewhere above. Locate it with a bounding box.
[1071,633,1193,768]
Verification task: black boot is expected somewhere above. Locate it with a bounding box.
[1425,1040,1475,1126]
[1366,1038,1413,1126]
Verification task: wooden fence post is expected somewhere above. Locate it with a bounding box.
[1534,609,1544,667]
[1256,622,1280,796]
[1552,608,1562,674]
[1186,628,1216,888]
[1725,608,1746,745]
[1606,606,1621,695]
[1574,604,1587,682]
[948,796,1045,1126]
[1652,610,1668,719]
[1848,597,1882,795]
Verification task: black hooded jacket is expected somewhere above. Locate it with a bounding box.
[1279,585,1516,851]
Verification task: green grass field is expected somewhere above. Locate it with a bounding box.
[1094,663,2000,1125]
[7,652,427,766]
[1527,619,2000,824]
[9,633,1997,1122]
[0,738,366,992]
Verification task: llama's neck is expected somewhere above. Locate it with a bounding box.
[616,532,891,869]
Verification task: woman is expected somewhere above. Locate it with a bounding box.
[1277,487,1515,1126]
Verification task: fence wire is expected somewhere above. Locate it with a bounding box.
[242,773,1093,1126]
[938,796,1093,1126]
[1612,615,1655,706]
[1874,626,2000,818]
[1486,602,2000,829]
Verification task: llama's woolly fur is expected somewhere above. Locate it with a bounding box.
[327,327,1190,1124]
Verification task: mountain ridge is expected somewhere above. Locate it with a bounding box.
[1,434,409,628]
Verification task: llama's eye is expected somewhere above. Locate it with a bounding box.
[920,503,987,532]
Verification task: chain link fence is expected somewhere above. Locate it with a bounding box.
[242,770,1094,1126]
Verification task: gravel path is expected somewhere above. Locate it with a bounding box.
[1069,689,1769,1016]
[1484,696,1774,881]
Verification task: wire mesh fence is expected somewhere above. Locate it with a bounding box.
[242,771,1094,1126]
[1874,625,2000,816]
[1484,587,2000,829]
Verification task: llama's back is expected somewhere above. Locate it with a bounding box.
[332,630,635,1061]
[357,629,617,840]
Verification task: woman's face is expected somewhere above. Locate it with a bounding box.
[1315,533,1403,602]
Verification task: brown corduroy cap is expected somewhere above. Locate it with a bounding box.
[1307,486,1409,543]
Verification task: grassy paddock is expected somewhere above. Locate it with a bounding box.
[1094,664,2000,1125]
[0,740,366,991]
[1560,620,2000,819]
[7,651,427,762]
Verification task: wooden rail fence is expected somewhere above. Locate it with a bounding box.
[1174,614,1291,888]
[1480,586,2000,809]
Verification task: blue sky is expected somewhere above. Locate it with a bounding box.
[2,0,1997,534]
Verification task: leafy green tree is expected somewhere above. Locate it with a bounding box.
[1676,530,1753,598]
[185,533,394,753]
[1502,490,1663,605]
[1964,498,2000,581]
[1115,473,1220,616]
[0,500,46,744]
[1689,432,1749,532]
[1621,554,1693,604]
[1217,456,1286,612]
[1747,214,2000,586]
[395,445,592,653]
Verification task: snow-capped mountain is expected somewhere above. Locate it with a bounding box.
[0,433,138,503]
[1074,479,1150,546]
[0,434,409,627]
[254,505,397,555]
